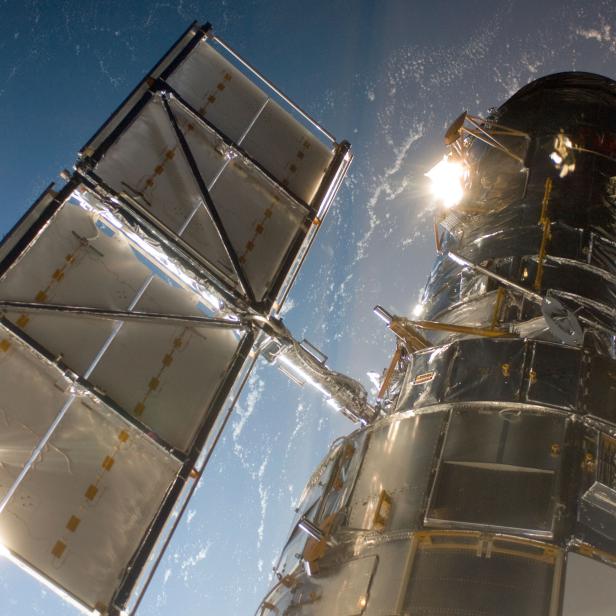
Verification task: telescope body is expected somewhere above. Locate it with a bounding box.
[259,73,616,616]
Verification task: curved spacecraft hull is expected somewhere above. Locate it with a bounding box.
[259,73,616,615]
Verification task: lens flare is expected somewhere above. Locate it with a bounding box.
[425,156,467,208]
[412,303,425,317]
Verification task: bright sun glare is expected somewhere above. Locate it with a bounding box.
[425,156,466,208]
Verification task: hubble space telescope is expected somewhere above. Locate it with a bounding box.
[2,20,616,616]
[258,73,616,614]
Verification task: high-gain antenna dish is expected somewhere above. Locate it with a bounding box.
[444,111,467,145]
[541,295,584,347]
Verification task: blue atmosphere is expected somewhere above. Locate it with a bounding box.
[2,1,616,614]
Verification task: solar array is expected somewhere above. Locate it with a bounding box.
[0,22,351,614]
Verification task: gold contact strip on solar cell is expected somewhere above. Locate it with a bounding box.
[140,72,233,195]
[238,139,314,265]
[574,541,616,567]
[137,72,316,267]
[238,203,274,265]
[133,328,189,418]
[14,243,88,331]
[49,428,131,613]
[51,428,131,556]
[197,72,232,116]
[51,428,132,612]
[1,241,90,350]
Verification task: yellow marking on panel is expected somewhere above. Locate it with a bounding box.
[414,371,435,385]
[16,315,30,328]
[584,452,595,471]
[133,329,189,419]
[0,339,10,352]
[94,603,108,614]
[574,542,616,565]
[54,424,133,560]
[221,91,315,268]
[47,246,83,291]
[534,177,553,291]
[235,140,310,264]
[378,346,403,401]
[51,540,66,559]
[280,575,297,588]
[16,243,89,335]
[491,287,505,329]
[372,490,392,532]
[66,516,81,532]
[140,142,184,193]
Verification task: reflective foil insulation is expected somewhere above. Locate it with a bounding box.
[259,73,616,615]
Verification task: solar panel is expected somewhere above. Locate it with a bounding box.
[0,21,351,615]
[78,22,349,311]
[0,322,182,612]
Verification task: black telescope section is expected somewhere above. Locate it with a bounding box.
[423,72,616,337]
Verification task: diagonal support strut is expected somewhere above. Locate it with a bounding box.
[161,94,256,305]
